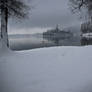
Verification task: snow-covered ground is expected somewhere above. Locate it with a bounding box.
[82,33,92,39]
[0,45,92,92]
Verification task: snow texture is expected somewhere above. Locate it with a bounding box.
[0,45,92,92]
[82,33,92,38]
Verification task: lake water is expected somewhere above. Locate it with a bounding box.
[9,34,81,51]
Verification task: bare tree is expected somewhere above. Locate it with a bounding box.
[69,0,92,18]
[0,0,29,47]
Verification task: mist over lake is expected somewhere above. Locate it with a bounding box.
[9,32,81,51]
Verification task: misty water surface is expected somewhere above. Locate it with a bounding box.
[9,34,81,51]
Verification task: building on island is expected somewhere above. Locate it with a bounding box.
[43,25,73,40]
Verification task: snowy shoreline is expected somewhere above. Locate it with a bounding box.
[0,46,92,92]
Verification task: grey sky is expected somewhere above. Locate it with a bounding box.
[8,0,82,34]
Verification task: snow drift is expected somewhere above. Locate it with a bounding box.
[0,45,92,92]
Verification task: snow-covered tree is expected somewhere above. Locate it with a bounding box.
[0,0,29,47]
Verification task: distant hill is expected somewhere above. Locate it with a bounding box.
[9,33,43,39]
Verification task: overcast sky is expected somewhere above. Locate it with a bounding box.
[8,0,82,34]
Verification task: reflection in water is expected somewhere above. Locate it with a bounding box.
[43,36,61,46]
[9,34,81,51]
[43,32,81,47]
[9,35,55,50]
[81,38,92,46]
[54,38,60,46]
